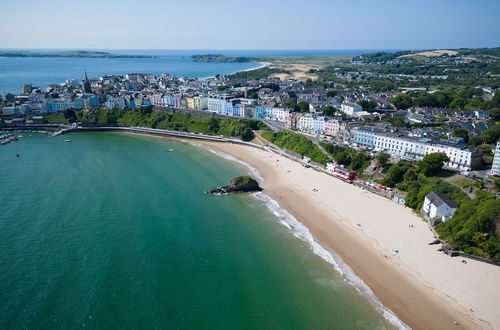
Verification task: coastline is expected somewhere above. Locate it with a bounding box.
[200,61,269,80]
[195,140,500,330]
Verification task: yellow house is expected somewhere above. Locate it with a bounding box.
[185,97,195,109]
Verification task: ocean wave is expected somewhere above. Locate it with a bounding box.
[251,192,411,330]
[204,144,409,329]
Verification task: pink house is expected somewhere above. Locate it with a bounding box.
[324,119,341,136]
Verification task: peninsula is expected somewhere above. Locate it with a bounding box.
[0,50,153,58]
[190,54,252,62]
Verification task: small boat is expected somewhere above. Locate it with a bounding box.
[16,153,21,158]
[18,135,25,138]
[65,139,72,142]
[168,149,174,152]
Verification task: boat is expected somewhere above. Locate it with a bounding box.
[168,149,174,152]
[65,139,72,142]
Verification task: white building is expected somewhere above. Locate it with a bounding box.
[422,192,458,226]
[352,127,482,171]
[266,108,290,123]
[207,95,234,115]
[298,113,314,133]
[491,141,500,176]
[312,116,326,135]
[104,96,126,110]
[340,102,362,116]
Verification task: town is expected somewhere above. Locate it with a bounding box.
[1,62,497,177]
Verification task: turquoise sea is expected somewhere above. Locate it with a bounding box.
[0,49,380,94]
[0,132,402,329]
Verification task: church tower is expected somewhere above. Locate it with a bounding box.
[84,71,92,93]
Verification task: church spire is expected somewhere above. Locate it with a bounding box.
[83,70,92,93]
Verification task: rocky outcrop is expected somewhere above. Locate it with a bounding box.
[206,176,262,195]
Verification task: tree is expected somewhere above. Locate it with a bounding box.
[488,107,500,121]
[418,152,450,176]
[262,83,280,91]
[5,93,15,103]
[449,97,466,109]
[369,80,395,93]
[139,105,152,115]
[322,106,337,116]
[326,90,337,97]
[208,117,220,133]
[235,124,254,141]
[294,101,310,113]
[382,160,412,187]
[391,93,413,109]
[63,109,77,123]
[376,152,390,168]
[453,127,469,143]
[358,100,378,112]
[249,92,259,99]
[217,85,230,91]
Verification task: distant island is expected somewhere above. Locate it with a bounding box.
[190,54,253,63]
[0,51,153,58]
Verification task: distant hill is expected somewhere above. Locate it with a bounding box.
[353,47,500,63]
[0,51,153,58]
[190,54,252,63]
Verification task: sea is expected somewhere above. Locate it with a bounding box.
[0,132,406,329]
[0,49,382,94]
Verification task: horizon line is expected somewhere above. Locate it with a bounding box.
[1,46,498,51]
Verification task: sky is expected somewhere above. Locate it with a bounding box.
[1,0,499,50]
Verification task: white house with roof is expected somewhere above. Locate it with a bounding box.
[340,102,362,116]
[312,116,326,135]
[298,113,314,133]
[422,192,458,226]
[352,126,482,171]
[270,108,290,122]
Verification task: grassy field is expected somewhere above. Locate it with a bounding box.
[256,55,352,66]
[248,55,352,80]
[449,176,481,189]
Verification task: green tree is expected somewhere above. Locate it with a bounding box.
[63,109,77,123]
[376,152,390,168]
[391,93,413,109]
[235,124,254,141]
[358,100,378,112]
[294,101,310,113]
[208,117,220,133]
[382,160,412,187]
[449,97,466,109]
[322,106,337,116]
[418,152,450,176]
[453,127,469,143]
[488,107,500,121]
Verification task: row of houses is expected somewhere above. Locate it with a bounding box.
[286,113,347,136]
[351,126,482,171]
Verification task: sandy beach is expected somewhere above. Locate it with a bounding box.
[199,141,500,330]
